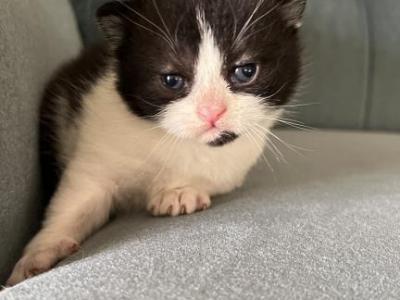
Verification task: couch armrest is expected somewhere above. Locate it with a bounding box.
[0,0,82,283]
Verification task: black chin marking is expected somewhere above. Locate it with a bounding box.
[208,131,239,147]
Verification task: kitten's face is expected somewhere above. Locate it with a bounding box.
[98,0,305,146]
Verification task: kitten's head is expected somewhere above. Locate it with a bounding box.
[97,0,306,146]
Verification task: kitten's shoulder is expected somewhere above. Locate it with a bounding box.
[42,43,112,110]
[39,43,113,199]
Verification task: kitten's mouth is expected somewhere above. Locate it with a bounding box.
[208,131,239,147]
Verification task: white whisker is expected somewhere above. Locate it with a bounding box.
[151,0,176,51]
[251,126,287,164]
[264,127,311,156]
[116,0,176,52]
[245,3,279,35]
[233,1,279,48]
[261,83,287,101]
[273,118,314,131]
[244,128,274,172]
[233,0,264,48]
[227,0,239,40]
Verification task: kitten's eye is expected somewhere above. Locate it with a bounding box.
[231,64,258,84]
[162,74,185,90]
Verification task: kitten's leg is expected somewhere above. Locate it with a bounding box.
[6,168,114,286]
[147,186,211,217]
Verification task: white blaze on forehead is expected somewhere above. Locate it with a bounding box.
[194,11,225,96]
[161,9,275,142]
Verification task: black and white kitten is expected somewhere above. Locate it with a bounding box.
[7,0,305,285]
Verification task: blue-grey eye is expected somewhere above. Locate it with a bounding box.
[231,64,258,84]
[162,74,185,90]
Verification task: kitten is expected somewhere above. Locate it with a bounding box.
[7,0,305,286]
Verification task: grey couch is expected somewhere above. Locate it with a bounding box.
[1,1,400,299]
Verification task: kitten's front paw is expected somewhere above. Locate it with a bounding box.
[148,187,211,217]
[6,238,79,286]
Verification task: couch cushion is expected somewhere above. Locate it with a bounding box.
[0,0,82,283]
[2,130,400,299]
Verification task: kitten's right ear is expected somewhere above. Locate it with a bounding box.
[97,2,130,47]
[281,0,307,29]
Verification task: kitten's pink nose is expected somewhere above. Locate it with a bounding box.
[197,103,227,126]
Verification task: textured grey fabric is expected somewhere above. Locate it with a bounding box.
[2,130,400,299]
[0,0,82,283]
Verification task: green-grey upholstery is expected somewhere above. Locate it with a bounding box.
[299,0,400,131]
[364,0,400,130]
[0,0,81,284]
[298,0,369,129]
[1,0,400,298]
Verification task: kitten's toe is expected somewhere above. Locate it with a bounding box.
[148,187,211,217]
[6,238,79,286]
[159,190,181,216]
[180,188,210,214]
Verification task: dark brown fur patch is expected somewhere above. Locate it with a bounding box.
[96,0,305,117]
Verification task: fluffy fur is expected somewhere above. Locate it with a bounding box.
[7,0,305,286]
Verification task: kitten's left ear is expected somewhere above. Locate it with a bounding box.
[96,2,131,48]
[281,0,307,29]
